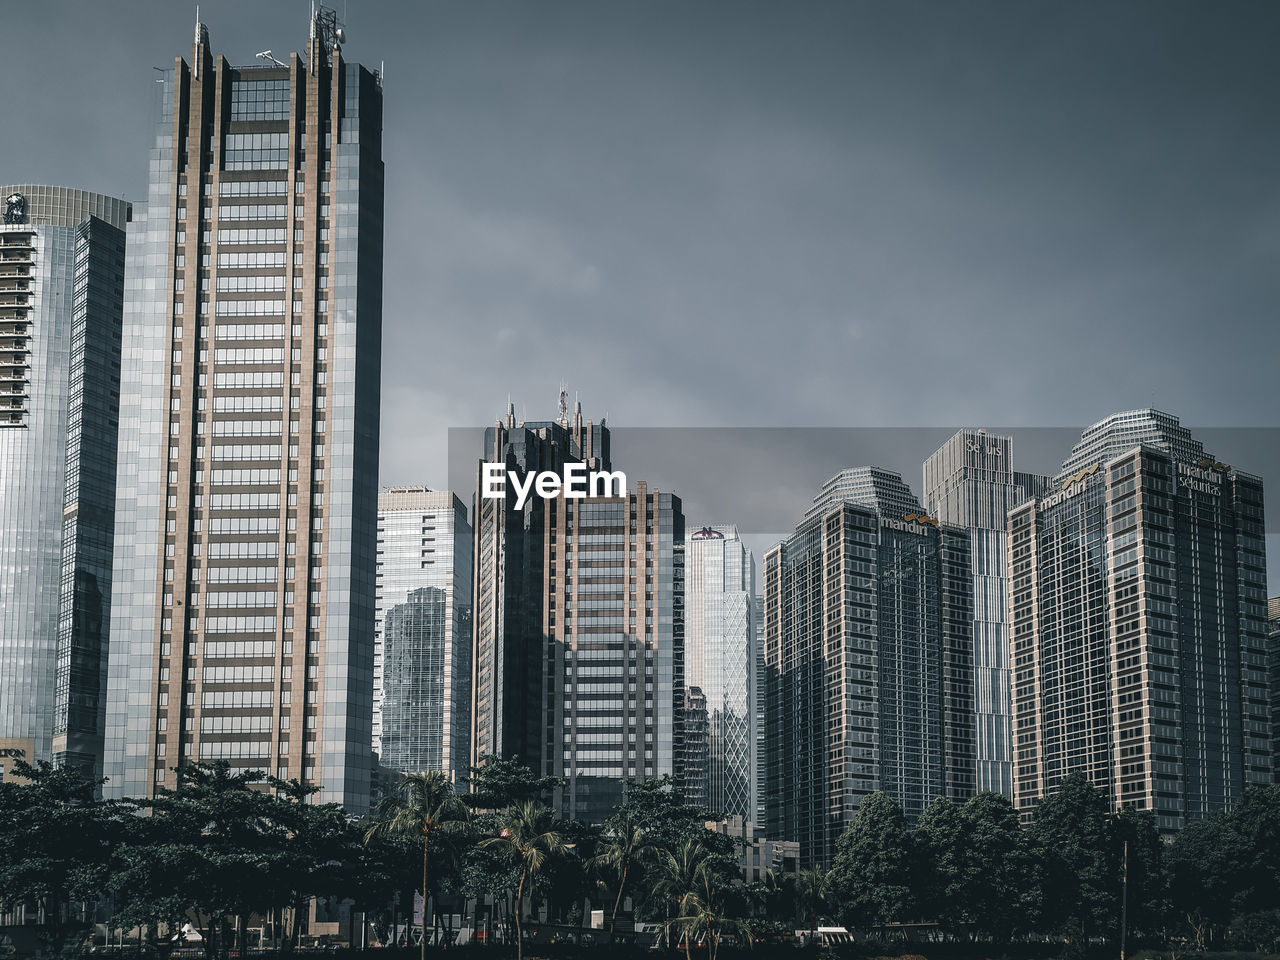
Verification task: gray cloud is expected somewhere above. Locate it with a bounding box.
[3,0,1277,587]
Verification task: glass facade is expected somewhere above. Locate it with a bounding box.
[0,186,129,783]
[104,17,383,811]
[923,429,1051,796]
[764,467,974,866]
[375,488,472,779]
[471,403,683,822]
[684,524,756,818]
[1010,411,1270,831]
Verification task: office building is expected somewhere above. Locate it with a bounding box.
[1270,598,1279,783]
[923,429,1051,796]
[0,186,129,784]
[684,523,756,817]
[1009,410,1270,830]
[103,10,384,811]
[705,816,800,883]
[374,487,472,779]
[680,686,709,806]
[754,594,766,825]
[764,467,974,866]
[472,399,683,821]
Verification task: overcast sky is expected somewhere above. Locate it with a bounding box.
[3,1,1278,585]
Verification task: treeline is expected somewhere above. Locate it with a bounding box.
[824,774,1280,952]
[2,761,1278,960]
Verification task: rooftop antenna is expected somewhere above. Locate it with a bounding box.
[558,381,569,426]
[257,50,287,67]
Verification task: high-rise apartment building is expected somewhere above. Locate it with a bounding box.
[684,524,756,818]
[374,487,472,779]
[923,429,1050,796]
[1269,597,1279,783]
[0,186,129,784]
[764,467,974,866]
[1009,410,1270,830]
[471,401,683,821]
[104,11,384,811]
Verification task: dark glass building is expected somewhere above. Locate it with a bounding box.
[471,400,683,821]
[1009,410,1270,830]
[0,185,129,784]
[764,467,975,866]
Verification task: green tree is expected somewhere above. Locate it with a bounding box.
[957,791,1043,941]
[668,858,754,960]
[914,796,967,934]
[0,760,121,955]
[1227,784,1280,917]
[650,840,714,960]
[364,771,469,960]
[829,793,914,928]
[462,755,564,811]
[1167,813,1244,949]
[111,762,301,960]
[480,800,571,960]
[589,808,659,933]
[1028,772,1119,942]
[792,866,828,928]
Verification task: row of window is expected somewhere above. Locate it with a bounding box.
[207,540,279,559]
[208,516,280,535]
[201,714,274,734]
[218,251,287,269]
[211,418,282,436]
[211,443,283,461]
[217,228,287,244]
[210,467,282,484]
[202,663,274,681]
[210,492,281,510]
[205,590,278,609]
[206,564,280,583]
[212,396,283,415]
[203,639,277,658]
[216,275,287,293]
[214,371,285,389]
[218,204,288,221]
[219,179,289,198]
[215,299,286,316]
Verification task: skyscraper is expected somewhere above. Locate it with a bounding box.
[471,400,611,770]
[104,10,384,811]
[1269,597,1279,784]
[375,487,472,779]
[684,524,756,818]
[923,429,1050,796]
[471,400,683,821]
[0,186,130,784]
[1009,410,1270,829]
[764,467,974,866]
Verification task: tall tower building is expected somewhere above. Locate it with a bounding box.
[104,11,384,811]
[764,467,974,866]
[1009,410,1270,830]
[0,186,129,784]
[684,524,756,818]
[1269,597,1279,783]
[375,487,472,780]
[471,400,683,822]
[923,429,1050,796]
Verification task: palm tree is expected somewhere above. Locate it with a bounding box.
[649,840,713,960]
[363,771,469,960]
[480,800,571,960]
[587,810,655,934]
[680,864,754,960]
[794,865,828,929]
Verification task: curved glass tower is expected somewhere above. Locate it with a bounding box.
[0,185,130,783]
